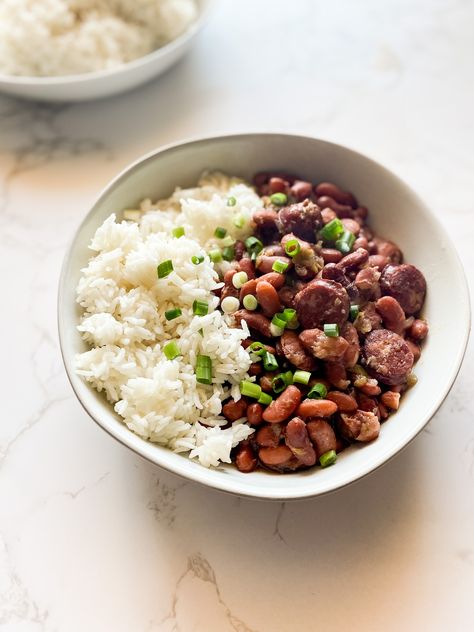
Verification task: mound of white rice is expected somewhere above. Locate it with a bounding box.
[76,172,264,467]
[0,0,197,77]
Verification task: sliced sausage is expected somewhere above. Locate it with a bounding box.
[280,330,317,371]
[380,264,426,315]
[325,362,350,389]
[262,385,302,423]
[278,285,298,308]
[338,410,380,442]
[299,328,349,362]
[294,279,350,329]
[276,200,322,242]
[306,419,337,457]
[285,417,317,466]
[363,329,414,385]
[353,302,382,334]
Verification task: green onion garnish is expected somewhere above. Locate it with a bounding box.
[172,226,185,238]
[209,249,223,263]
[350,304,359,321]
[272,260,289,274]
[321,218,344,242]
[163,340,180,360]
[157,260,173,279]
[233,214,245,228]
[271,313,287,330]
[222,246,235,261]
[221,235,235,248]
[270,323,284,337]
[319,449,337,468]
[248,341,266,355]
[240,380,261,399]
[232,271,248,289]
[193,300,209,316]
[243,294,258,310]
[293,370,311,385]
[284,239,301,257]
[272,371,293,393]
[262,351,279,371]
[270,192,288,206]
[191,254,205,265]
[165,308,182,321]
[335,230,355,254]
[214,226,227,239]
[245,236,263,256]
[258,391,273,405]
[221,296,240,314]
[196,354,213,384]
[227,196,237,207]
[282,308,296,322]
[324,323,339,337]
[307,383,328,399]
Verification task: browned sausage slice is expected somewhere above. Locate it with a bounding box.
[294,279,350,329]
[299,328,349,362]
[380,264,426,315]
[280,330,317,371]
[363,329,414,385]
[276,200,322,242]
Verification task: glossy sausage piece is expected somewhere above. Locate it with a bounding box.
[276,200,322,242]
[363,329,414,385]
[294,279,350,329]
[380,264,426,315]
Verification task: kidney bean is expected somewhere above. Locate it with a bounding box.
[255,423,283,447]
[375,296,406,335]
[237,257,256,279]
[235,441,257,473]
[280,330,317,371]
[262,385,302,423]
[268,177,289,194]
[308,377,331,391]
[234,310,272,337]
[290,180,313,201]
[406,339,421,362]
[262,244,286,257]
[222,398,248,422]
[296,399,338,418]
[299,328,349,362]
[326,391,358,412]
[321,263,349,287]
[315,182,357,208]
[321,248,343,264]
[278,285,298,308]
[353,237,369,251]
[256,271,286,289]
[363,329,414,385]
[316,195,354,218]
[253,209,279,243]
[220,283,239,301]
[368,254,390,272]
[325,362,350,389]
[356,392,379,415]
[338,410,380,442]
[258,445,299,471]
[341,322,360,368]
[285,417,317,466]
[256,254,292,275]
[372,238,403,264]
[321,207,337,224]
[259,374,274,393]
[277,200,322,241]
[355,266,381,291]
[380,390,401,410]
[341,218,361,235]
[239,278,257,302]
[295,278,350,329]
[378,400,389,420]
[247,402,264,425]
[336,248,369,273]
[248,362,262,376]
[306,419,337,457]
[409,319,429,341]
[234,240,245,261]
[256,280,282,318]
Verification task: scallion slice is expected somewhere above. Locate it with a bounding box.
[214,226,227,239]
[240,380,261,399]
[262,351,279,372]
[258,391,273,405]
[307,383,328,399]
[209,249,223,263]
[191,254,205,265]
[157,260,173,278]
[271,313,287,330]
[284,239,301,257]
[232,271,248,289]
[172,226,185,238]
[163,340,180,360]
[233,214,245,228]
[270,323,284,337]
[335,230,355,254]
[221,296,240,314]
[282,308,296,322]
[165,308,182,321]
[243,294,258,310]
[222,246,235,262]
[245,236,263,256]
[227,196,237,207]
[193,300,209,316]
[221,235,235,247]
[350,304,359,321]
[319,449,337,468]
[293,370,311,385]
[324,323,339,337]
[248,341,266,355]
[272,371,293,393]
[272,259,289,274]
[321,218,344,242]
[196,354,212,384]
[270,192,287,206]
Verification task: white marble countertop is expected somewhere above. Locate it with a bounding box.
[1,1,473,630]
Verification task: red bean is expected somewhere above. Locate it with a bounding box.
[321,248,343,264]
[325,362,350,389]
[341,321,360,368]
[321,207,337,224]
[256,254,292,275]
[307,419,337,457]
[278,285,298,308]
[280,330,317,371]
[235,441,257,472]
[315,182,357,208]
[247,402,264,425]
[290,180,313,201]
[256,272,286,289]
[237,257,256,279]
[353,236,369,251]
[296,399,338,418]
[248,362,262,376]
[341,218,361,235]
[234,310,272,337]
[239,278,257,302]
[409,319,429,341]
[316,195,353,218]
[253,209,279,243]
[255,423,282,447]
[268,177,289,194]
[222,398,247,422]
[336,248,369,272]
[262,385,302,423]
[368,254,390,272]
[326,391,358,412]
[406,339,421,362]
[375,296,406,335]
[256,280,282,318]
[285,417,317,466]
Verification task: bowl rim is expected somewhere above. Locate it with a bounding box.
[0,0,213,86]
[58,132,471,500]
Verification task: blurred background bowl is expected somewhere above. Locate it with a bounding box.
[58,133,470,500]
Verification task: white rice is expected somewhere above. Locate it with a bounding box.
[76,172,264,467]
[0,0,197,77]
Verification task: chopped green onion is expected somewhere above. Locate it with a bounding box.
[286,315,300,330]
[324,323,339,337]
[165,308,182,321]
[271,313,287,330]
[172,226,185,238]
[272,260,289,274]
[270,192,288,206]
[193,300,209,316]
[335,230,355,254]
[227,196,237,207]
[249,341,266,354]
[232,271,248,289]
[240,380,261,398]
[196,354,213,384]
[214,226,227,239]
[163,340,180,360]
[350,304,360,321]
[222,246,235,262]
[243,294,258,310]
[284,239,301,258]
[293,370,311,385]
[191,254,205,265]
[209,249,223,263]
[308,383,328,399]
[319,449,337,468]
[262,351,279,371]
[157,260,173,279]
[221,296,240,314]
[282,308,296,322]
[258,391,273,405]
[245,236,263,256]
[321,218,344,242]
[270,323,284,337]
[221,235,235,247]
[233,214,245,228]
[272,371,293,393]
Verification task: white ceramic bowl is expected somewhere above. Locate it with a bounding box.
[0,0,213,102]
[58,134,470,500]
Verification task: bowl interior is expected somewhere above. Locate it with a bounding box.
[59,134,470,499]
